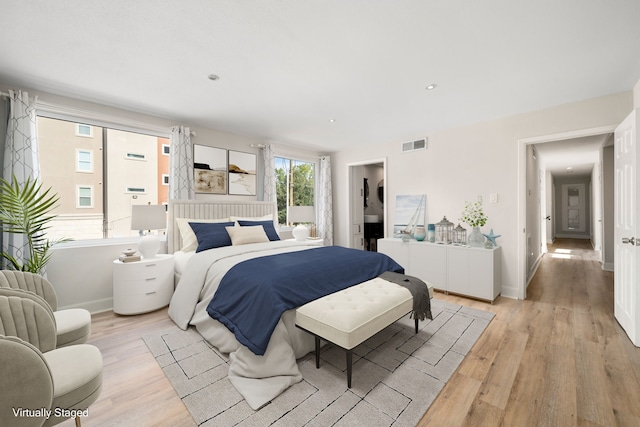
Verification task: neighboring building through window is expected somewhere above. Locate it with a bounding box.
[77,186,93,208]
[37,116,170,240]
[76,123,93,137]
[274,157,315,225]
[76,149,93,172]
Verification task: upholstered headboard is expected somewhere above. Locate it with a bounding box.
[167,200,277,253]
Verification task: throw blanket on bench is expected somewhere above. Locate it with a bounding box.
[378,271,433,321]
[207,246,404,355]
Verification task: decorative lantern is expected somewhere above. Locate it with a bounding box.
[452,223,467,245]
[435,216,454,244]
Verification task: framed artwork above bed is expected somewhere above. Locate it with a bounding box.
[228,150,257,196]
[194,145,227,194]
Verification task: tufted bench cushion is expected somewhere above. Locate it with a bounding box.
[296,277,434,387]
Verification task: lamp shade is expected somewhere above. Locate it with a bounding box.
[131,204,167,231]
[288,206,315,223]
[131,204,166,259]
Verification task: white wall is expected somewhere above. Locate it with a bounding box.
[332,91,634,299]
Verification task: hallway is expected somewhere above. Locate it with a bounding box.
[420,238,640,426]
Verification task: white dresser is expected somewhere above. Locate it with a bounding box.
[113,254,174,315]
[378,238,501,302]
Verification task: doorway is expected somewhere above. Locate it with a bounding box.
[346,158,387,251]
[517,125,617,299]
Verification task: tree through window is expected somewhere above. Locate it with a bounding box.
[274,157,315,224]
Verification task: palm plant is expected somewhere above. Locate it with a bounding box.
[0,175,68,273]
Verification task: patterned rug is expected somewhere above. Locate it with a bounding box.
[144,298,494,427]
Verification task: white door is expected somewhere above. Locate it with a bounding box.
[614,109,640,346]
[561,183,586,232]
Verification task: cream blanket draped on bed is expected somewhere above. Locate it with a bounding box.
[168,240,320,409]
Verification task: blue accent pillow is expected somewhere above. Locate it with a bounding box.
[238,220,281,241]
[189,222,235,252]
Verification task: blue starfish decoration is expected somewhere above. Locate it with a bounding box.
[482,228,501,246]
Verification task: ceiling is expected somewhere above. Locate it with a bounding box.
[1,1,639,154]
[534,134,612,178]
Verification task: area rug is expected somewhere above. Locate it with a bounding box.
[144,299,494,427]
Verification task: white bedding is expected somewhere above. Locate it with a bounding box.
[168,240,322,409]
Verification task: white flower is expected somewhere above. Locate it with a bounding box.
[460,201,488,227]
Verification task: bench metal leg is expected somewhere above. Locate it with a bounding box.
[415,317,419,334]
[315,335,321,368]
[346,349,353,388]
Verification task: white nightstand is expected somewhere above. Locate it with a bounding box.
[113,254,174,315]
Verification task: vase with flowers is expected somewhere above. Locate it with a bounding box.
[460,200,488,247]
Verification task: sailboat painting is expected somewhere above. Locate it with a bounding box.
[393,194,426,238]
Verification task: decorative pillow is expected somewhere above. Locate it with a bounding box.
[238,220,281,241]
[189,222,235,253]
[230,214,274,224]
[175,217,230,252]
[226,225,270,246]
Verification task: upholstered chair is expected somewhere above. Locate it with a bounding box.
[0,290,103,427]
[0,270,91,347]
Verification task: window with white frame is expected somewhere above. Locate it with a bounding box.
[76,149,93,172]
[77,186,93,208]
[162,144,170,155]
[162,174,170,185]
[274,156,315,225]
[37,116,171,240]
[76,123,93,137]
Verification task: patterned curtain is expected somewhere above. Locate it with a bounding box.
[169,125,195,200]
[317,156,333,245]
[2,90,39,269]
[260,144,277,221]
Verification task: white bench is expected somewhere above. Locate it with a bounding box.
[295,277,434,387]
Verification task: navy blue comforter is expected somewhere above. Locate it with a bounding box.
[206,246,404,355]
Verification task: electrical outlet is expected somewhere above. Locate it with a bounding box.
[490,193,498,203]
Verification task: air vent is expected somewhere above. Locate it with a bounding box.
[401,138,428,153]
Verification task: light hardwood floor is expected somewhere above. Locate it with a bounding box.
[61,239,640,426]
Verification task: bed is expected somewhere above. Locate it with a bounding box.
[166,200,403,409]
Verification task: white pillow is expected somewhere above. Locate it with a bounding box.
[175,217,230,252]
[226,225,269,246]
[230,214,274,226]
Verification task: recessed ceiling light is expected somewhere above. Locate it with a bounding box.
[566,167,574,173]
[208,74,220,81]
[329,119,336,123]
[425,84,437,90]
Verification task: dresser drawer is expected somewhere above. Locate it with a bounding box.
[114,287,173,315]
[113,254,174,315]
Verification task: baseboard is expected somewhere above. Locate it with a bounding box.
[527,253,543,287]
[602,262,614,272]
[500,285,519,299]
[59,297,113,314]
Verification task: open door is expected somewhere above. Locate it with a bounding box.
[614,109,640,346]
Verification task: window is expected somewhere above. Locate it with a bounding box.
[162,144,170,155]
[275,157,315,224]
[37,116,170,240]
[125,187,146,194]
[77,186,93,208]
[76,149,93,172]
[76,123,93,137]
[162,174,170,185]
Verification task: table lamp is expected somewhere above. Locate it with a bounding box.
[131,204,167,259]
[288,206,315,241]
